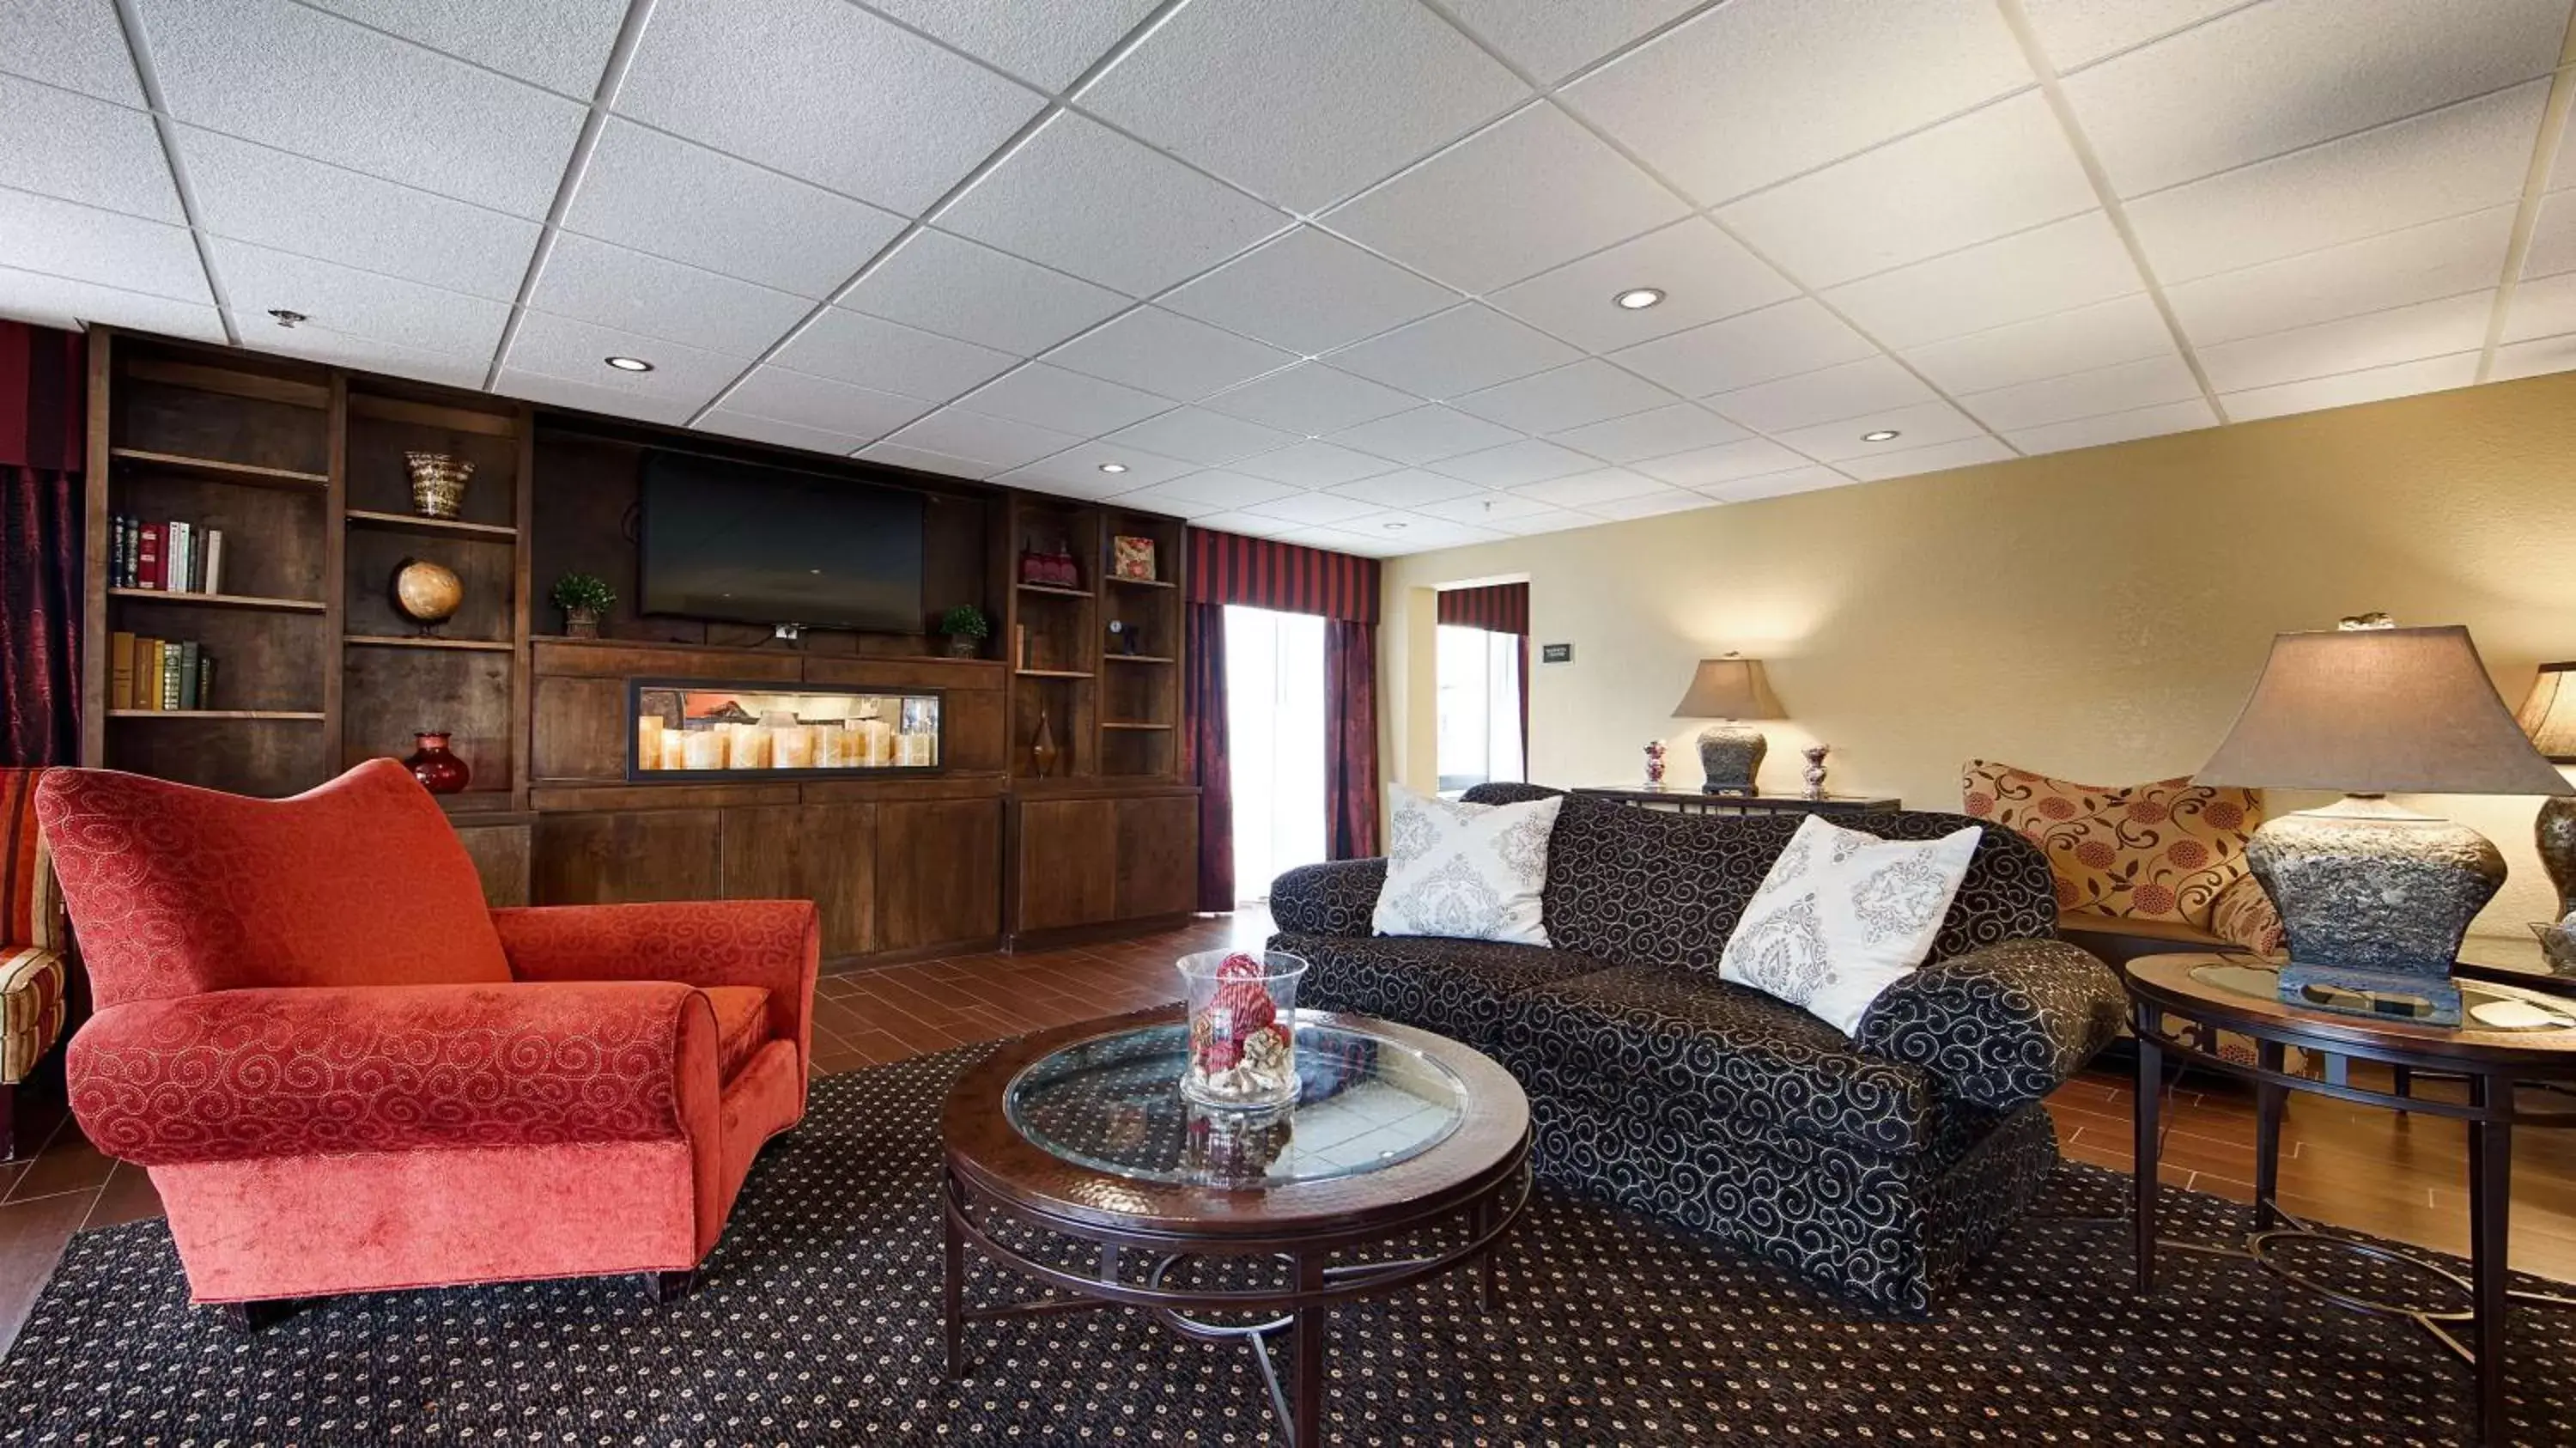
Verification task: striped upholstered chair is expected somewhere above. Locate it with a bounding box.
[0,770,70,1159]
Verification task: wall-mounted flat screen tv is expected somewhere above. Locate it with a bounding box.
[638,448,926,633]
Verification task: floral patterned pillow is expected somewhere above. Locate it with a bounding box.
[1372,784,1564,946]
[1719,814,1983,1035]
[1960,760,2265,931]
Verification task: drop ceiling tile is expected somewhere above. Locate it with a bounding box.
[953,362,1169,435]
[1406,492,1565,525]
[1044,307,1295,403]
[1439,0,1702,83]
[2221,351,2480,419]
[2017,0,2241,71]
[1900,293,2175,393]
[0,190,205,302]
[769,307,1018,401]
[842,228,1127,355]
[1302,524,1419,556]
[2491,333,2576,380]
[1425,438,1597,488]
[2,0,140,103]
[2125,81,2545,283]
[305,0,627,96]
[505,314,745,417]
[2196,291,2494,392]
[699,408,871,456]
[1325,405,1521,465]
[1704,356,1936,434]
[1509,467,1669,507]
[878,407,1081,470]
[179,129,538,301]
[564,122,904,300]
[996,442,1197,493]
[1191,510,1303,538]
[855,441,999,478]
[1080,0,1528,212]
[1561,0,2029,206]
[1584,487,1722,520]
[1133,470,1303,510]
[1101,407,1297,466]
[1241,490,1387,526]
[1326,305,1580,399]
[2506,272,2576,343]
[1351,516,1510,551]
[1958,353,2203,430]
[0,265,221,340]
[1822,211,2142,348]
[615,0,1041,214]
[1453,358,1680,433]
[1484,504,1600,535]
[721,366,934,440]
[2525,192,2576,278]
[2166,205,2516,347]
[939,113,1285,297]
[133,0,583,218]
[1325,467,1486,508]
[1612,299,1878,396]
[1327,102,1687,293]
[1836,435,2014,482]
[1631,436,1814,487]
[530,234,809,357]
[2008,398,2220,455]
[209,238,507,357]
[498,367,707,423]
[1546,403,1748,464]
[1200,362,1419,435]
[864,0,1158,89]
[1773,399,1990,461]
[1161,226,1458,356]
[1230,441,1397,488]
[257,322,489,389]
[1693,464,1855,502]
[2063,0,2565,198]
[0,73,181,221]
[1104,485,1230,519]
[1488,219,1797,353]
[1719,94,2095,289]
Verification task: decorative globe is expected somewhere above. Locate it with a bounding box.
[392,559,464,626]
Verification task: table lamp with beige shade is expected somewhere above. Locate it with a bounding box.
[2196,618,2575,1025]
[1672,653,1785,796]
[2516,661,2576,925]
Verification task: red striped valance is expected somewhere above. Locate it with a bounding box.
[0,323,85,473]
[1187,528,1380,624]
[1437,581,1527,635]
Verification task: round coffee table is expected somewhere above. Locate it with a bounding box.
[939,1006,1532,1448]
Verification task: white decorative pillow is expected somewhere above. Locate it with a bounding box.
[1719,814,1982,1035]
[1372,784,1564,946]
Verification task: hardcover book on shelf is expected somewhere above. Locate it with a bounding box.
[176,641,201,710]
[202,529,224,596]
[137,522,163,590]
[159,642,181,711]
[170,521,191,595]
[196,655,216,711]
[109,632,135,711]
[136,638,161,711]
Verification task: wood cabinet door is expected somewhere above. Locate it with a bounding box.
[1114,795,1198,921]
[532,809,723,904]
[1014,798,1119,932]
[878,798,1002,952]
[721,803,876,959]
[453,822,531,908]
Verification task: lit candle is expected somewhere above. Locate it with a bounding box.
[637,715,663,770]
[859,719,893,766]
[898,731,933,767]
[682,729,725,770]
[728,723,770,770]
[816,726,846,769]
[774,724,814,768]
[660,727,688,771]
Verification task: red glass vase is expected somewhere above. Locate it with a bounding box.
[405,731,471,794]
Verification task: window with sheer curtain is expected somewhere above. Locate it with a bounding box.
[1224,605,1328,903]
[1436,624,1524,796]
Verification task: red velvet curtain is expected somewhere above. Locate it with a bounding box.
[1183,601,1233,912]
[0,324,85,767]
[1324,620,1379,860]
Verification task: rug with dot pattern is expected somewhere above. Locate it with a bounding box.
[2,1044,2572,1446]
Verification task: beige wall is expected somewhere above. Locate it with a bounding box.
[1380,372,2576,943]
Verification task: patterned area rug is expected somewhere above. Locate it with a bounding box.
[2,1045,2570,1446]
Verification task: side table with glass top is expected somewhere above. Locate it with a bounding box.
[939,1006,1532,1448]
[2124,953,2576,1445]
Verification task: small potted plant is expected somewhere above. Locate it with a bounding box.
[939,604,990,660]
[550,572,615,640]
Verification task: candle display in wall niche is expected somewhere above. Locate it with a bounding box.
[728,723,771,770]
[637,715,663,770]
[682,728,726,770]
[774,724,814,769]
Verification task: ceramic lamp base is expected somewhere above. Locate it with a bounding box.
[2248,794,2505,1021]
[1697,723,1766,796]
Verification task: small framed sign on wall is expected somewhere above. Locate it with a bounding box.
[1540,643,1572,664]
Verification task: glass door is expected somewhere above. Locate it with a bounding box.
[1225,605,1328,903]
[1436,624,1524,795]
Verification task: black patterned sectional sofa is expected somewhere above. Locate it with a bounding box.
[1267,786,2126,1316]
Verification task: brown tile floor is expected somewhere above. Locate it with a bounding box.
[1,908,2571,1354]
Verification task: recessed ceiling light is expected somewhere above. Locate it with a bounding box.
[267,308,306,328]
[1383,520,1407,531]
[1097,462,1127,474]
[605,356,654,373]
[1861,429,1900,442]
[1613,287,1666,311]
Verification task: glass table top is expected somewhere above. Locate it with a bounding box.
[1003,1015,1468,1189]
[2190,962,2576,1031]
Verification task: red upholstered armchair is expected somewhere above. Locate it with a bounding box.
[34,760,817,1317]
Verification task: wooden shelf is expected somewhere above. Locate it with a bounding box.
[109,587,326,613]
[109,447,329,489]
[1015,668,1095,679]
[344,634,516,652]
[1103,654,1175,665]
[107,709,324,721]
[347,508,517,540]
[1101,721,1174,731]
[1106,575,1176,588]
[1016,582,1094,599]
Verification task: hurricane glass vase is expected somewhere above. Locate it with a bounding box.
[1177,949,1308,1110]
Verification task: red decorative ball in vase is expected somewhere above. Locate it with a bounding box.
[404,732,471,794]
